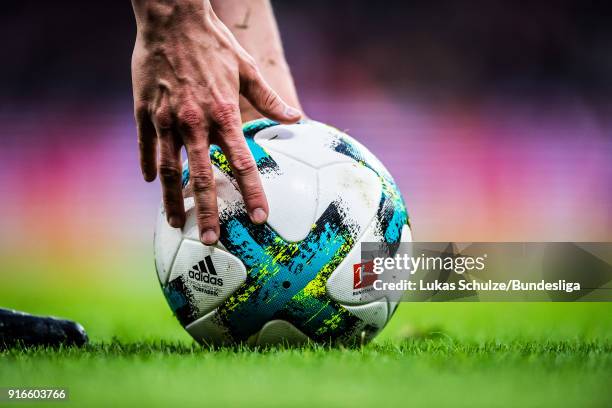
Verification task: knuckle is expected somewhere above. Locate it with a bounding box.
[190,172,215,193]
[177,106,204,130]
[262,89,279,111]
[231,153,257,177]
[158,163,181,183]
[241,187,265,203]
[197,210,218,224]
[153,107,173,130]
[212,103,238,128]
[186,144,209,158]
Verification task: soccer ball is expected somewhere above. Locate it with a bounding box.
[154,119,411,346]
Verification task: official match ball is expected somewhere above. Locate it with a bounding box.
[154,119,411,346]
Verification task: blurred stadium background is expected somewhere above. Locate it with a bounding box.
[1,5,610,406]
[0,1,610,332]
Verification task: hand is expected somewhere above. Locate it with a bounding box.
[131,0,301,244]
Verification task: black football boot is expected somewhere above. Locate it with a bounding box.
[0,308,88,349]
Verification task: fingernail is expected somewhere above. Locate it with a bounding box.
[143,171,156,183]
[201,229,218,245]
[168,215,183,228]
[284,106,301,118]
[250,208,267,224]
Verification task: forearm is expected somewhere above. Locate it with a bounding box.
[211,0,301,121]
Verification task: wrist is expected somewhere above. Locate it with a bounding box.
[132,0,212,37]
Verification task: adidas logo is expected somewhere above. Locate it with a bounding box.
[188,256,223,286]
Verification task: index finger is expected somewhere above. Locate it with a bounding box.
[213,107,269,224]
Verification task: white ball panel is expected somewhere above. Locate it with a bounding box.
[401,222,413,242]
[169,240,246,318]
[254,121,355,169]
[186,310,233,346]
[254,320,310,346]
[154,205,183,286]
[261,151,318,242]
[315,162,381,231]
[181,197,197,241]
[343,301,388,329]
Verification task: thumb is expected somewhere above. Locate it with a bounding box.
[241,69,302,124]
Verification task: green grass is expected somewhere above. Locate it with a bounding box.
[1,253,611,407]
[2,339,611,407]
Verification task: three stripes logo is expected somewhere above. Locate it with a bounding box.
[188,255,224,286]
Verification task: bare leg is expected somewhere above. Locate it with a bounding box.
[212,0,302,122]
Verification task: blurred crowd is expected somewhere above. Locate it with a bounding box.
[1,0,610,107]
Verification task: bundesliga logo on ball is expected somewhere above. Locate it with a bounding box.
[353,261,377,290]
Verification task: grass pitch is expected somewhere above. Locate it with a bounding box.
[1,255,611,407]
